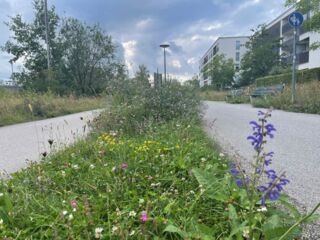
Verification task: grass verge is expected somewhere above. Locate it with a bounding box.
[251,81,320,114]
[199,90,227,101]
[0,88,106,126]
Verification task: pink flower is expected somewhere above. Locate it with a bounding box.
[70,200,77,208]
[121,163,128,171]
[112,166,116,171]
[140,211,148,222]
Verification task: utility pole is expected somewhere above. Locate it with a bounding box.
[44,0,50,70]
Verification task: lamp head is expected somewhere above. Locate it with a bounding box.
[160,44,170,48]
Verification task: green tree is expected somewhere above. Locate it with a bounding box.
[58,18,116,95]
[202,54,235,90]
[3,0,60,91]
[2,0,118,95]
[286,0,320,49]
[239,25,282,86]
[134,64,150,88]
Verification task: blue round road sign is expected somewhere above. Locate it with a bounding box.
[288,11,304,27]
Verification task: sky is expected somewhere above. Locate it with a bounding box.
[0,0,287,81]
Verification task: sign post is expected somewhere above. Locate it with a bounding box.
[288,11,304,103]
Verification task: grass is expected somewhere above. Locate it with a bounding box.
[0,82,314,239]
[199,90,227,101]
[0,88,107,126]
[0,117,231,239]
[252,80,320,114]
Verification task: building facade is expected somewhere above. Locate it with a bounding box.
[199,36,249,87]
[265,7,320,70]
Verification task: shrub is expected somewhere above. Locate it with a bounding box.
[94,82,200,135]
[255,67,320,87]
[252,81,320,114]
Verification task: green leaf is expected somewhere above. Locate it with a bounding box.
[163,224,189,239]
[192,168,228,202]
[278,197,301,220]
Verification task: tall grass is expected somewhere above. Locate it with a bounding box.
[252,81,320,114]
[199,90,227,101]
[0,88,106,126]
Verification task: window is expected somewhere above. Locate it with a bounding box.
[236,40,241,50]
[235,52,240,62]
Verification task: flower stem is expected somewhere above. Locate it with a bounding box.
[278,202,320,240]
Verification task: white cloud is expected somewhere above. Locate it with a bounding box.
[187,57,197,65]
[122,40,137,74]
[136,18,153,30]
[203,23,223,31]
[171,59,182,68]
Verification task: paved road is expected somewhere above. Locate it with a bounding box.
[0,110,100,174]
[202,101,320,211]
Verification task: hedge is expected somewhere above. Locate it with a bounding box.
[255,67,320,86]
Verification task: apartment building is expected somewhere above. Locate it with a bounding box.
[265,7,320,70]
[199,36,249,87]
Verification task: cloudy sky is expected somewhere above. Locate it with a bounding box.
[0,0,287,81]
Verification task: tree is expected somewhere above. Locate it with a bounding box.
[202,54,235,90]
[286,0,320,49]
[58,18,116,95]
[3,0,60,91]
[134,64,150,88]
[2,0,118,95]
[239,25,283,86]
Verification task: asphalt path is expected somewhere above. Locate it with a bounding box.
[202,101,320,212]
[0,110,100,174]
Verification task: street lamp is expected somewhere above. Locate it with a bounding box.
[160,43,170,83]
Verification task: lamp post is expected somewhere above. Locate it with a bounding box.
[160,44,170,83]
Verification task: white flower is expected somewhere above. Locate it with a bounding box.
[181,177,186,181]
[62,210,68,215]
[61,170,66,177]
[90,164,95,169]
[112,166,116,171]
[95,227,103,239]
[72,164,79,170]
[111,226,118,234]
[201,157,207,162]
[99,141,105,145]
[73,208,77,212]
[129,211,137,217]
[189,190,195,194]
[129,230,135,236]
[68,214,74,221]
[62,200,66,204]
[116,208,121,216]
[242,228,250,238]
[0,193,3,197]
[219,153,225,158]
[0,219,3,225]
[257,206,268,212]
[139,199,145,204]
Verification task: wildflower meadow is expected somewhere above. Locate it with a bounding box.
[0,81,318,239]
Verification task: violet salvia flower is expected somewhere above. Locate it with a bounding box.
[230,110,289,206]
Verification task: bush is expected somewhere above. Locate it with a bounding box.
[94,82,200,135]
[252,81,320,114]
[255,67,320,87]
